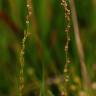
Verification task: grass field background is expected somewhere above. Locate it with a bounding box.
[0,0,96,96]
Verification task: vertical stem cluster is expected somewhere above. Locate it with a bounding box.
[19,0,32,96]
[61,0,71,95]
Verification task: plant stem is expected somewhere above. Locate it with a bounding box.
[70,0,91,88]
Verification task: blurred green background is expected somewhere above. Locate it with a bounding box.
[0,0,96,96]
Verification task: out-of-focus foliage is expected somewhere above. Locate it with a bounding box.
[0,0,96,96]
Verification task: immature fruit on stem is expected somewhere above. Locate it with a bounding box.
[19,0,32,96]
[61,0,71,95]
